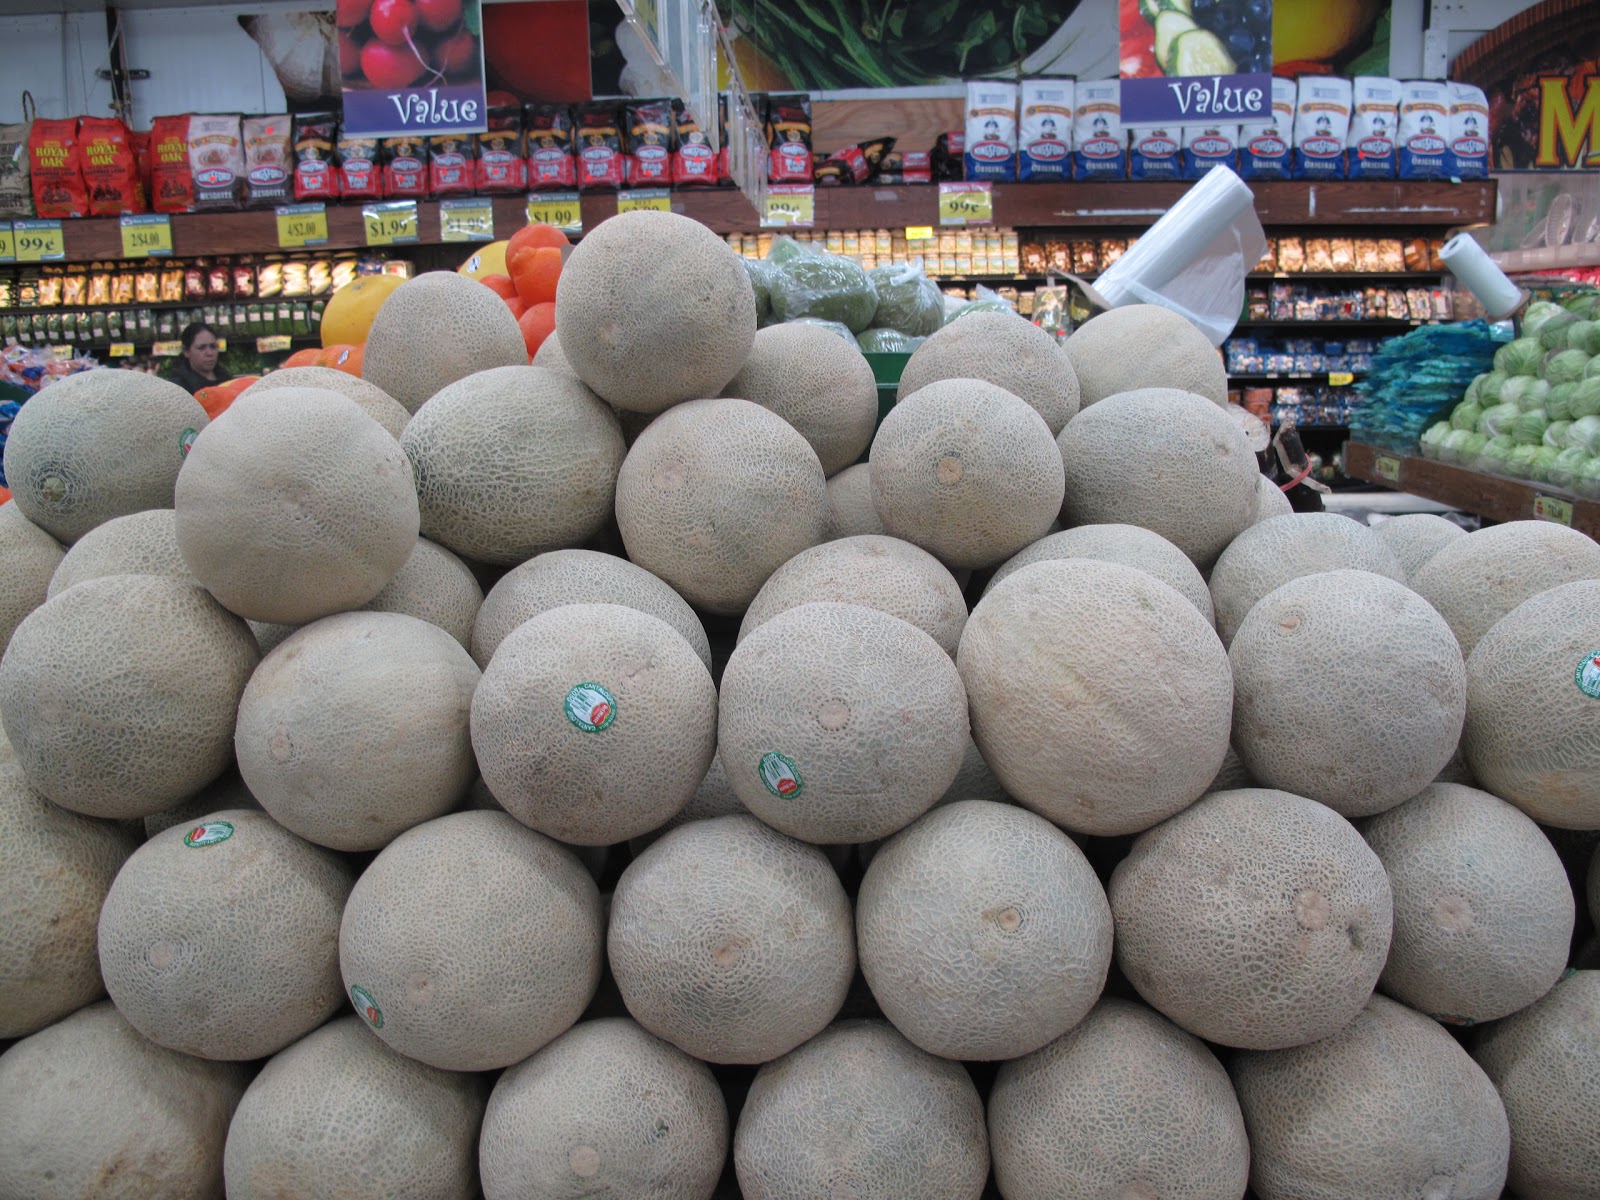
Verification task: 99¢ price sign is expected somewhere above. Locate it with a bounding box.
[761,184,815,229]
[938,182,994,227]
[363,201,419,246]
[13,219,65,262]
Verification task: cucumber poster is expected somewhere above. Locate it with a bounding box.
[1118,0,1272,123]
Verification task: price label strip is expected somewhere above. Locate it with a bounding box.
[151,340,182,357]
[120,213,173,258]
[440,198,495,243]
[1371,454,1403,486]
[363,200,419,246]
[761,184,815,229]
[1328,371,1355,387]
[276,203,329,249]
[257,335,293,353]
[938,182,994,227]
[526,192,582,235]
[0,222,14,264]
[108,342,135,358]
[13,218,65,262]
[617,189,671,215]
[904,225,934,241]
[1533,494,1574,527]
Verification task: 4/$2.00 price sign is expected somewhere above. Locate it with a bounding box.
[276,203,329,249]
[363,201,420,246]
[938,182,994,227]
[526,192,582,236]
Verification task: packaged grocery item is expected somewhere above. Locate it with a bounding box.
[1292,76,1352,180]
[29,117,87,217]
[1128,125,1181,180]
[1182,124,1237,179]
[381,135,428,197]
[131,130,152,211]
[963,80,1017,182]
[1398,80,1451,178]
[189,114,245,210]
[526,104,577,190]
[931,131,964,181]
[874,150,931,185]
[671,99,715,187]
[1018,78,1073,182]
[1447,82,1489,179]
[626,99,674,186]
[1346,77,1400,179]
[1239,77,1295,179]
[0,93,35,219]
[78,116,143,215]
[338,132,381,200]
[476,102,526,193]
[766,94,813,184]
[1071,80,1124,179]
[575,103,625,191]
[816,137,894,186]
[242,115,292,208]
[291,112,340,202]
[428,131,476,196]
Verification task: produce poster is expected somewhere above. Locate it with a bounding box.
[1119,0,1271,124]
[336,0,488,136]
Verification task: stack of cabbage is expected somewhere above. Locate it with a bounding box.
[1422,295,1600,497]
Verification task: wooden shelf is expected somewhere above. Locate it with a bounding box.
[24,180,1497,264]
[1344,442,1600,537]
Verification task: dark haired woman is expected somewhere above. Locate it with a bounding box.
[169,322,233,395]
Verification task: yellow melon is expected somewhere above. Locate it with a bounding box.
[480,1018,728,1200]
[607,814,854,1064]
[0,501,63,654]
[2,369,207,543]
[1064,303,1227,407]
[1109,787,1393,1049]
[319,272,403,347]
[1371,511,1466,578]
[897,310,1080,434]
[97,808,355,1060]
[457,240,508,280]
[46,507,186,600]
[242,366,409,439]
[338,810,603,1071]
[400,365,624,566]
[824,463,885,539]
[734,1019,989,1200]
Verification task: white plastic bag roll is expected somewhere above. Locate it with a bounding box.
[1440,233,1523,319]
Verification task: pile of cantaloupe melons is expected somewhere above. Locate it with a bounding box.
[2,207,1598,1200]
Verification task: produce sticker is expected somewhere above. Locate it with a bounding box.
[339,0,488,138]
[1578,650,1600,699]
[1120,0,1272,124]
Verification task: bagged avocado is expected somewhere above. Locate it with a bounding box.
[867,263,944,337]
[769,249,879,333]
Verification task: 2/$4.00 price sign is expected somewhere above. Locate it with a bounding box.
[363,201,420,246]
[120,214,173,258]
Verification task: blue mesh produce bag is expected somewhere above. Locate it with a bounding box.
[1349,321,1505,453]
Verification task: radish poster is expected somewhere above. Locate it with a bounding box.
[336,0,488,136]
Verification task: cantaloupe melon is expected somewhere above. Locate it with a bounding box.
[1233,994,1509,1200]
[554,209,757,413]
[734,1019,989,1200]
[400,365,625,566]
[896,310,1079,434]
[224,1015,486,1200]
[0,1001,249,1200]
[1056,388,1257,569]
[614,398,827,614]
[480,1017,727,1200]
[1463,578,1600,828]
[984,522,1215,625]
[531,332,576,376]
[1109,787,1393,1049]
[473,602,716,845]
[241,366,410,439]
[870,379,1062,570]
[175,387,419,624]
[857,799,1112,1060]
[1371,511,1466,578]
[142,769,259,839]
[0,574,259,818]
[0,761,138,1037]
[1251,472,1293,523]
[738,535,968,657]
[98,807,354,1060]
[823,463,884,539]
[940,734,1010,805]
[1064,304,1228,408]
[627,756,745,855]
[719,601,967,843]
[1363,782,1573,1024]
[988,997,1249,1200]
[1207,743,1255,791]
[1208,512,1406,645]
[339,810,603,1071]
[722,323,879,475]
[1,369,207,543]
[1472,969,1599,1199]
[236,612,480,851]
[1230,569,1465,816]
[1411,520,1600,656]
[0,501,63,654]
[355,535,482,651]
[362,271,529,414]
[471,547,709,671]
[45,507,186,600]
[958,559,1232,835]
[607,814,854,1064]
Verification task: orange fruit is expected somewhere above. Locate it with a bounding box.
[196,376,260,420]
[320,274,405,348]
[505,294,528,321]
[517,302,556,360]
[506,223,569,263]
[509,246,563,307]
[319,344,364,376]
[284,348,323,368]
[480,273,518,301]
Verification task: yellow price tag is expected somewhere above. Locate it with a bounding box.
[363,201,419,246]
[938,182,993,226]
[440,198,495,243]
[1372,454,1403,486]
[256,335,293,353]
[1533,494,1574,526]
[120,214,173,258]
[151,340,182,357]
[761,184,815,229]
[48,344,74,362]
[1328,371,1355,386]
[108,342,135,358]
[13,219,65,262]
[276,203,329,249]
[617,189,671,215]
[526,192,582,235]
[904,225,935,241]
[0,222,14,263]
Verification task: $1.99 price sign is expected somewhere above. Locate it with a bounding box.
[440,198,495,243]
[761,184,815,229]
[617,189,671,215]
[363,201,419,246]
[526,192,582,236]
[938,182,994,227]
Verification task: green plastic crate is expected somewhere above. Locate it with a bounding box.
[861,352,912,464]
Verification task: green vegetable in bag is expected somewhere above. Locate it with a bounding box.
[770,252,879,332]
[868,263,944,336]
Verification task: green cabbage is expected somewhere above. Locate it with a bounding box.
[770,253,880,332]
[856,328,925,353]
[1420,420,1452,458]
[1586,355,1600,380]
[1479,370,1509,405]
[1530,445,1563,481]
[867,264,944,336]
[1522,300,1566,339]
[1545,419,1574,448]
[1567,414,1600,454]
[1457,430,1490,464]
[1474,434,1517,472]
[1550,447,1590,489]
[1566,320,1600,355]
[1440,428,1481,464]
[1577,456,1600,499]
[1571,377,1600,419]
[1536,309,1580,351]
[1479,402,1521,438]
[1450,400,1483,432]
[1506,444,1542,478]
[1547,382,1577,421]
[1464,374,1486,406]
[1494,336,1546,376]
[1502,375,1549,411]
[1544,348,1590,385]
[1514,408,1550,445]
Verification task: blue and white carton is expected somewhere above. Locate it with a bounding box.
[1239,78,1295,179]
[964,80,1018,182]
[1398,80,1452,178]
[1072,80,1125,179]
[1448,81,1490,179]
[1347,76,1401,179]
[1019,78,1074,182]
[1293,75,1352,179]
